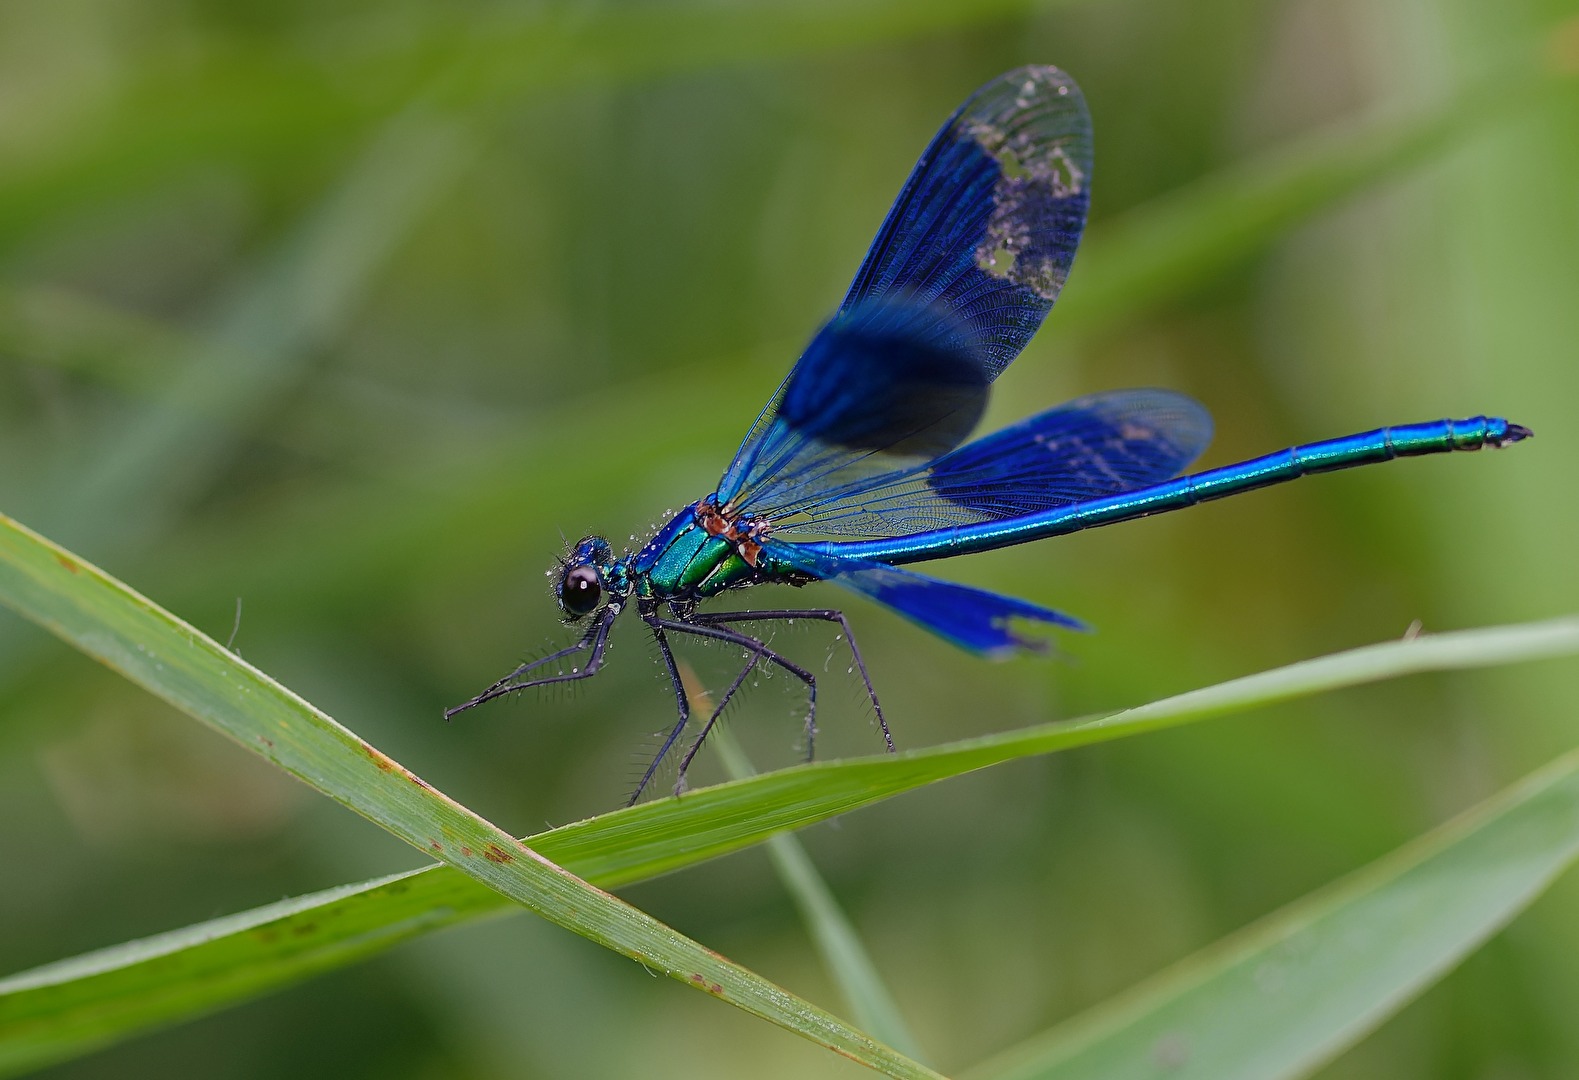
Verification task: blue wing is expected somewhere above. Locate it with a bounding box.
[768,389,1213,537]
[839,65,1091,371]
[717,297,993,516]
[765,539,1083,657]
[717,66,1092,512]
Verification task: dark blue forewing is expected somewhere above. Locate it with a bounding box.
[765,539,1083,656]
[840,65,1092,373]
[718,66,1092,512]
[769,389,1213,537]
[718,297,992,517]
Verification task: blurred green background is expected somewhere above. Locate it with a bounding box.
[2,1,1577,1076]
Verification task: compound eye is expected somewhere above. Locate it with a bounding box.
[560,565,602,616]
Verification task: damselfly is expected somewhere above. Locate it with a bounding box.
[447,66,1530,802]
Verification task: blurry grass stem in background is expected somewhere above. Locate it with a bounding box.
[688,661,929,1065]
[0,109,475,684]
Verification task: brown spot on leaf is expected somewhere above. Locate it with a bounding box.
[685,973,724,996]
[483,844,514,864]
[360,742,395,771]
[291,922,317,937]
[258,736,274,748]
[56,554,79,574]
[459,845,473,857]
[429,841,444,853]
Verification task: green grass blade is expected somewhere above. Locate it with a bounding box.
[964,749,1579,1080]
[766,834,928,1059]
[3,538,1574,1079]
[712,726,929,1063]
[0,869,476,1075]
[0,515,944,1080]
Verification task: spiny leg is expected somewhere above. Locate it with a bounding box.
[444,605,618,720]
[691,608,891,752]
[645,615,821,762]
[626,617,693,806]
[673,648,764,795]
[646,616,692,727]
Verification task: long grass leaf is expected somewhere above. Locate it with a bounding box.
[2,535,1573,1075]
[964,749,1579,1080]
[0,515,943,1080]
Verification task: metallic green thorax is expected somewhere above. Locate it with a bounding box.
[625,500,770,600]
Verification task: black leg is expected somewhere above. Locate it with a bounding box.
[444,604,620,720]
[645,615,820,765]
[625,614,693,806]
[690,608,891,752]
[646,617,692,728]
[673,648,764,795]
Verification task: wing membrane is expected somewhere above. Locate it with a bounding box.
[765,539,1083,656]
[841,64,1093,372]
[770,389,1213,538]
[718,66,1093,514]
[717,297,992,517]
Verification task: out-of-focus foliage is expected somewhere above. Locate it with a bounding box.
[1,1,1576,1077]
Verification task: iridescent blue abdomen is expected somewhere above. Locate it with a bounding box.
[797,414,1528,565]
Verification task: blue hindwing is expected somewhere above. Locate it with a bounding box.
[768,388,1214,537]
[765,539,1084,657]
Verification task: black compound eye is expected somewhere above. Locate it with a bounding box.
[560,565,602,616]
